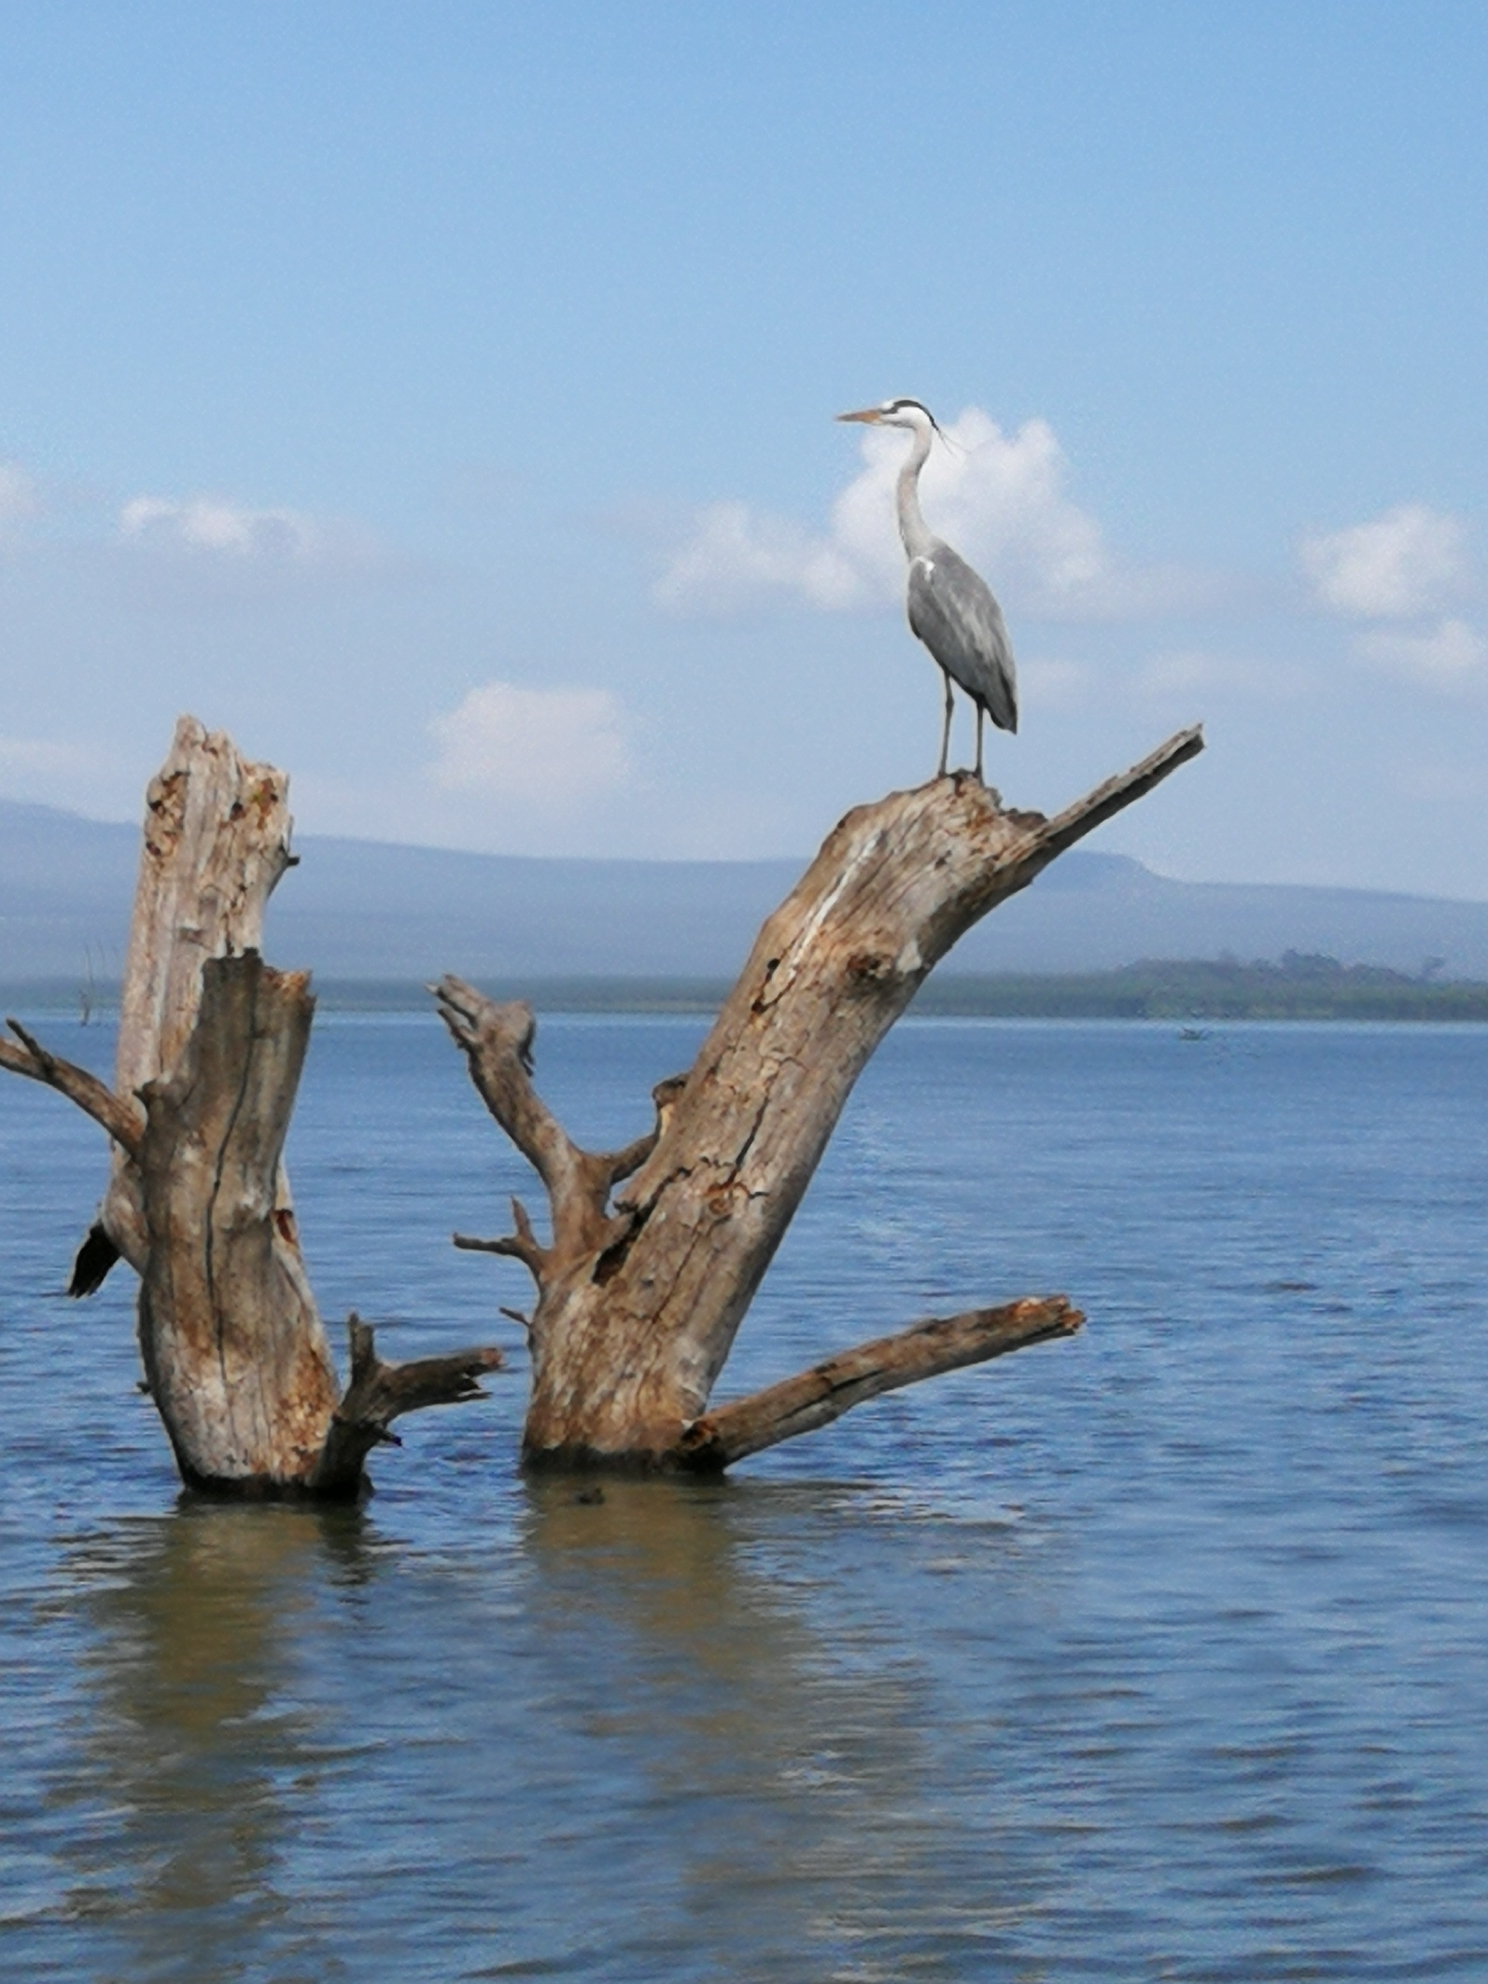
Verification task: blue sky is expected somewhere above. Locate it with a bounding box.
[1,2,1485,894]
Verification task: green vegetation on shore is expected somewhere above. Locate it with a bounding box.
[6,954,1488,1021]
[912,954,1488,1020]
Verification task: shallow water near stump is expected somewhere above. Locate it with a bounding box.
[3,1015,1487,1980]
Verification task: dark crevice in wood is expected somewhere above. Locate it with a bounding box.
[592,1203,650,1286]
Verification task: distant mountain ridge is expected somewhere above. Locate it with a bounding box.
[4,797,1488,985]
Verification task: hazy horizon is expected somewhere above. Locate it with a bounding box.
[10,794,1488,985]
[9,784,1488,908]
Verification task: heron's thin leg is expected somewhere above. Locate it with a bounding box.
[974,706,985,782]
[938,672,954,778]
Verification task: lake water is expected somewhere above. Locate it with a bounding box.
[2,1014,1487,1981]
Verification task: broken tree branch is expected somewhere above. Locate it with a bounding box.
[436,984,692,1289]
[435,977,621,1265]
[310,1314,506,1496]
[453,1195,551,1281]
[599,1076,689,1186]
[673,1297,1084,1470]
[0,1022,145,1158]
[1023,725,1205,867]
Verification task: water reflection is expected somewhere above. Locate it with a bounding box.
[518,1476,1043,1978]
[52,1504,364,1983]
[39,1478,1044,1980]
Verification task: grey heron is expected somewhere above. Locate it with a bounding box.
[838,398,1017,780]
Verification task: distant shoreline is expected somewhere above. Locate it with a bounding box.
[8,956,1488,1022]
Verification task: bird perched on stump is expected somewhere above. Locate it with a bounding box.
[838,398,1017,781]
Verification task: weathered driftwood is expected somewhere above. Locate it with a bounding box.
[1,719,502,1496]
[75,716,298,1290]
[0,1021,145,1155]
[311,1315,504,1495]
[133,951,340,1487]
[442,726,1202,1470]
[675,1297,1085,1470]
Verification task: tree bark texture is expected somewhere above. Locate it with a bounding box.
[2,718,501,1496]
[675,1297,1085,1471]
[444,726,1202,1469]
[134,952,340,1487]
[80,715,299,1286]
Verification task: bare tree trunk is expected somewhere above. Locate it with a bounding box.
[134,951,340,1487]
[73,717,298,1289]
[442,727,1202,1470]
[1,718,501,1497]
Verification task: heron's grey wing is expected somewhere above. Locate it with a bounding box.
[907,544,1018,734]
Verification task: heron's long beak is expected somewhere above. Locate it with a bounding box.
[836,407,883,424]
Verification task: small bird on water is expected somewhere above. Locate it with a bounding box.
[837,398,1017,782]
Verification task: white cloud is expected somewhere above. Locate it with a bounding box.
[656,408,1197,622]
[655,500,864,614]
[428,681,632,804]
[1356,616,1486,688]
[1300,503,1470,618]
[0,462,41,537]
[118,494,323,558]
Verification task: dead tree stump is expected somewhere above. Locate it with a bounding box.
[441,726,1203,1470]
[0,717,502,1497]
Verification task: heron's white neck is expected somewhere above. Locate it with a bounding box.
[894,419,935,561]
